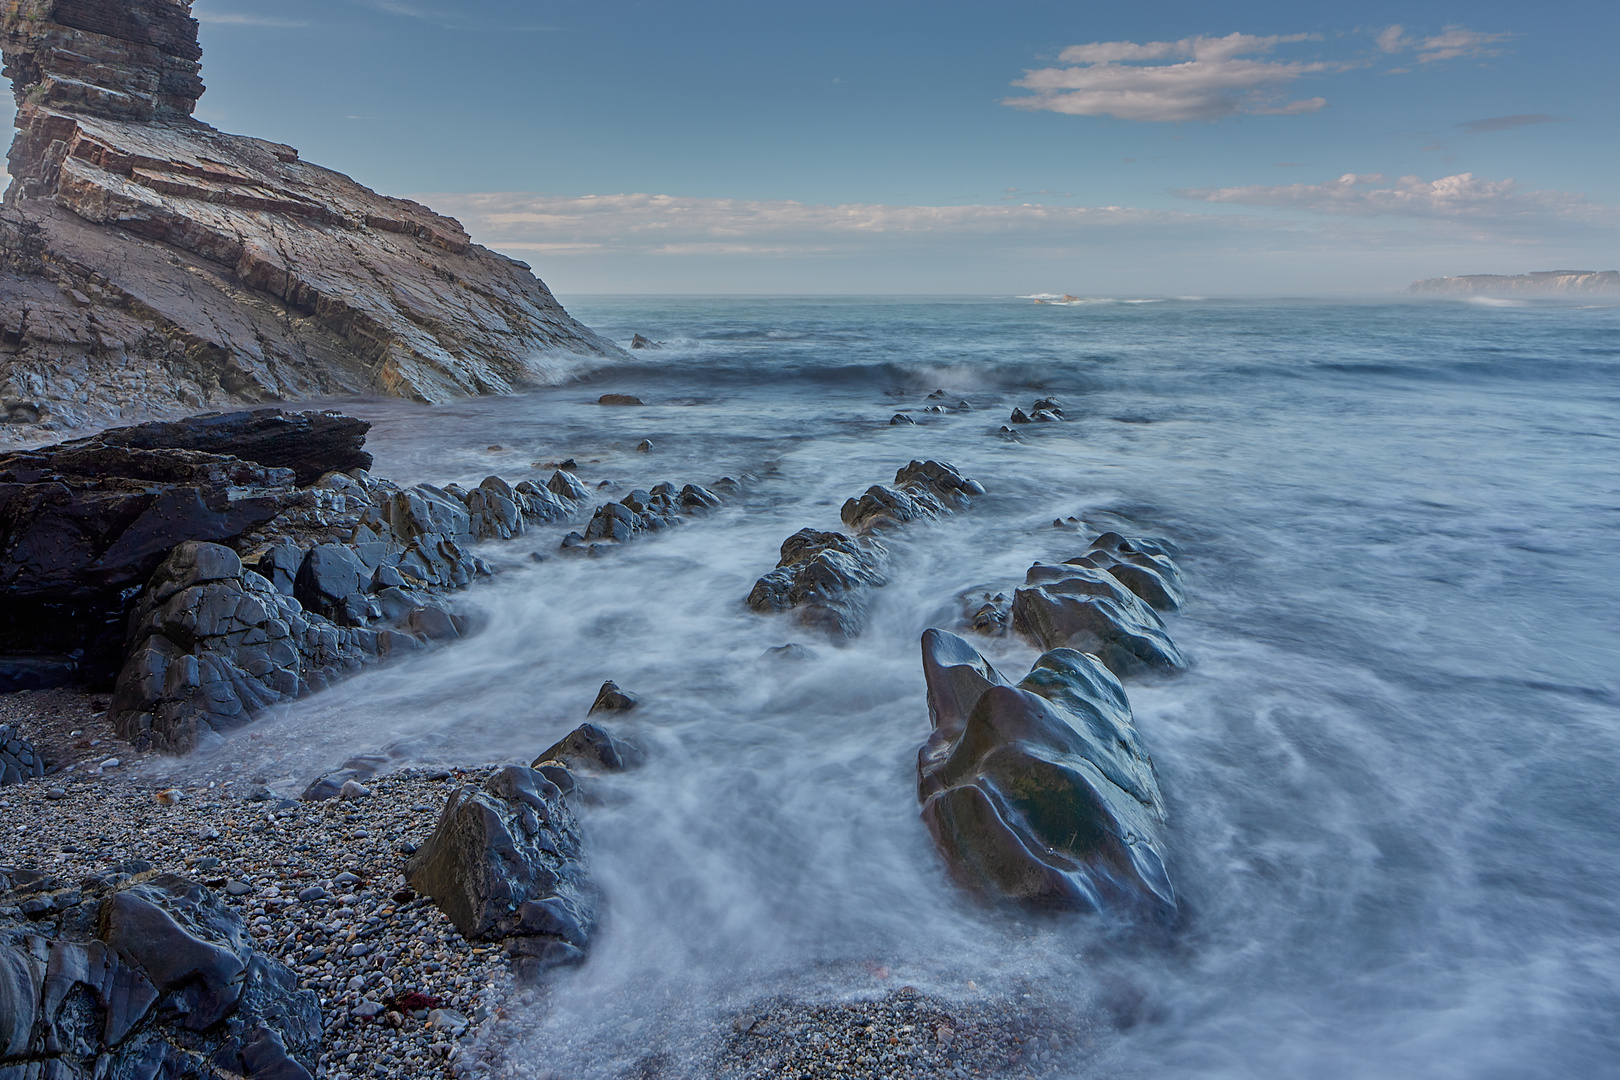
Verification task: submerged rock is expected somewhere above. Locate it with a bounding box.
[0,1,624,443]
[915,629,1174,916]
[0,870,320,1077]
[1011,563,1185,677]
[406,766,596,981]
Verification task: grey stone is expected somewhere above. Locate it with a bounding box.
[1011,564,1186,677]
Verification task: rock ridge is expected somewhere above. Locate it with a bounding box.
[1406,270,1620,296]
[0,0,627,445]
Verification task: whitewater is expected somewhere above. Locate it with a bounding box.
[191,296,1620,1078]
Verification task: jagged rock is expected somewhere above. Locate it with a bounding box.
[629,334,662,349]
[679,484,721,512]
[546,470,590,503]
[0,1,624,445]
[0,723,44,785]
[890,413,915,425]
[747,528,886,638]
[840,460,981,533]
[587,681,637,715]
[1011,563,1185,677]
[406,766,596,981]
[532,723,642,772]
[1065,532,1184,611]
[894,459,985,506]
[1010,408,1032,424]
[958,589,1011,636]
[0,869,319,1077]
[916,629,1174,916]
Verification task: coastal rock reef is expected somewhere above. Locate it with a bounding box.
[0,0,624,446]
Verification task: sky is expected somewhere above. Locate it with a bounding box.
[16,1,1620,294]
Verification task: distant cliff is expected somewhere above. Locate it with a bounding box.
[0,0,626,444]
[1408,270,1620,297]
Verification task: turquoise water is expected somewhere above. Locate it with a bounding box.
[223,297,1620,1077]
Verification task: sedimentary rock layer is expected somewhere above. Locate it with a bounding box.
[0,0,625,444]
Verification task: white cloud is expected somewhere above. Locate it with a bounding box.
[1173,173,1616,231]
[1003,32,1333,122]
[1375,24,1512,63]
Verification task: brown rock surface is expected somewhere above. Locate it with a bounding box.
[0,0,625,445]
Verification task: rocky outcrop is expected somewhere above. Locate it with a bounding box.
[1407,270,1620,296]
[533,722,641,773]
[0,0,625,445]
[1011,562,1185,677]
[0,406,596,752]
[915,629,1174,916]
[0,722,43,785]
[0,866,320,1078]
[560,481,721,555]
[748,460,982,637]
[1064,531,1183,612]
[405,765,596,983]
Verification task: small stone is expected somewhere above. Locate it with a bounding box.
[427,1008,469,1034]
[154,788,183,806]
[297,885,330,902]
[44,787,65,800]
[339,780,372,800]
[936,1025,955,1046]
[98,757,120,769]
[352,999,386,1018]
[225,880,253,896]
[334,871,362,886]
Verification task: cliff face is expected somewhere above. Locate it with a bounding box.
[1407,270,1620,297]
[0,0,625,443]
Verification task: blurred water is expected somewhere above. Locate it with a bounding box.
[193,297,1620,1077]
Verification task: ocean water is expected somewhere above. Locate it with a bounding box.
[197,297,1620,1077]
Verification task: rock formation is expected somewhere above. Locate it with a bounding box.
[1010,562,1185,677]
[405,765,596,983]
[1407,270,1620,297]
[915,629,1175,916]
[748,460,981,637]
[0,722,43,784]
[0,0,625,445]
[0,866,320,1078]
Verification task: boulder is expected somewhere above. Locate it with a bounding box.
[916,629,1174,916]
[746,528,887,638]
[90,409,372,486]
[0,870,319,1077]
[598,394,644,406]
[546,470,591,503]
[406,766,596,981]
[1011,563,1186,677]
[533,723,642,772]
[0,723,44,786]
[588,681,638,714]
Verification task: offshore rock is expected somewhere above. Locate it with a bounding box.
[406,765,596,982]
[0,0,625,445]
[1065,532,1184,612]
[1011,562,1185,677]
[0,868,319,1078]
[746,527,887,638]
[915,629,1174,916]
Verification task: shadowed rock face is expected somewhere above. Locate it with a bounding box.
[0,0,625,444]
[916,629,1175,917]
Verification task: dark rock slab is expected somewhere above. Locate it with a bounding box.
[916,629,1174,916]
[1011,563,1186,677]
[0,869,318,1077]
[89,409,372,486]
[406,766,596,981]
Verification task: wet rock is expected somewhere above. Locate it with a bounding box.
[1011,563,1186,677]
[636,439,654,453]
[916,629,1174,915]
[405,766,596,981]
[959,589,1012,636]
[547,470,591,503]
[890,413,916,425]
[0,870,319,1077]
[747,528,887,638]
[841,460,982,533]
[629,334,662,350]
[533,723,643,772]
[761,643,817,662]
[1010,408,1032,424]
[0,723,44,786]
[588,681,638,714]
[293,543,367,622]
[679,483,722,512]
[598,394,644,406]
[1065,532,1185,611]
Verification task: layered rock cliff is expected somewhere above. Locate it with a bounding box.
[1407,270,1620,297]
[0,0,625,444]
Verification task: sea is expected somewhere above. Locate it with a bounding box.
[195,296,1620,1078]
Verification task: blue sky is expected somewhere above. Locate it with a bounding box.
[30,2,1620,292]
